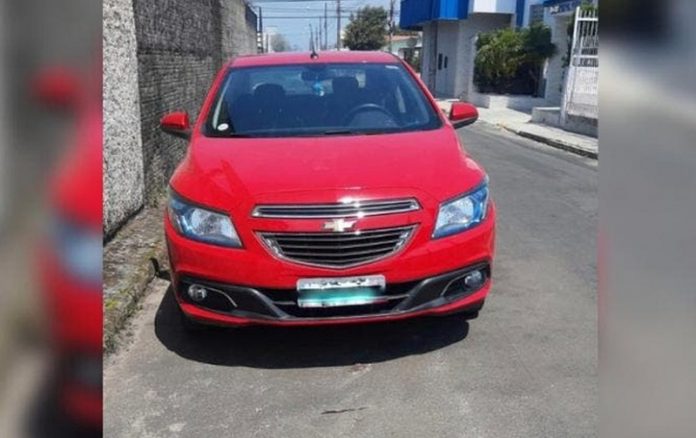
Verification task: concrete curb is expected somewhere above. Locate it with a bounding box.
[104,207,167,354]
[498,124,598,160]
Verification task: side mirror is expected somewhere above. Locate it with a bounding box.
[449,102,478,129]
[160,112,191,140]
[32,67,81,110]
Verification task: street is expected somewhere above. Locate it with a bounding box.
[104,122,597,438]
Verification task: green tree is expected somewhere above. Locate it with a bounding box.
[343,6,388,51]
[522,24,557,95]
[474,25,556,95]
[271,33,291,53]
[474,28,525,92]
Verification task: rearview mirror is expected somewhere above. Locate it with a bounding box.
[449,102,478,129]
[160,112,191,140]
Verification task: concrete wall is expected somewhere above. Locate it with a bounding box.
[221,2,259,59]
[133,0,223,205]
[420,22,437,91]
[103,0,258,237]
[422,13,510,99]
[434,21,458,97]
[104,0,144,235]
[544,12,571,106]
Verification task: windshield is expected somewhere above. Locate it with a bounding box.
[205,62,441,137]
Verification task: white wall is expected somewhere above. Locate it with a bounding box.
[470,0,516,14]
[544,13,571,105]
[420,22,437,91]
[434,21,458,97]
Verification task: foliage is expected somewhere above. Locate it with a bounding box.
[522,24,557,93]
[343,6,389,51]
[474,24,556,95]
[474,28,525,92]
[271,33,291,53]
[393,26,419,37]
[404,50,421,73]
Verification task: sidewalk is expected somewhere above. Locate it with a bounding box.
[103,206,167,353]
[437,100,598,159]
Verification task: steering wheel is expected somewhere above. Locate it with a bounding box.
[342,103,395,126]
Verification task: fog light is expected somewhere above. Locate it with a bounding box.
[464,270,484,288]
[188,284,208,302]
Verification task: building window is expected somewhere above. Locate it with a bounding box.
[530,4,544,26]
[438,54,443,70]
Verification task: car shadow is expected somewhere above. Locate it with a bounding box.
[154,286,469,369]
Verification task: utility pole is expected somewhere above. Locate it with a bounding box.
[336,0,341,50]
[324,2,328,50]
[309,24,315,52]
[318,18,322,50]
[258,7,264,53]
[388,0,395,53]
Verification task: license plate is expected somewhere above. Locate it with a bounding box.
[297,275,386,308]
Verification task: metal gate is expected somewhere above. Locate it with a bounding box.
[562,7,598,120]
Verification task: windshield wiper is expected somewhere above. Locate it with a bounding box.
[321,129,361,136]
[321,129,393,136]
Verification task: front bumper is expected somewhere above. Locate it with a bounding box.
[166,201,495,327]
[175,262,490,327]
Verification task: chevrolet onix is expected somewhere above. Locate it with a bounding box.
[161,51,495,330]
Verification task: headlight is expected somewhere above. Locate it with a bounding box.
[433,182,489,239]
[168,190,242,248]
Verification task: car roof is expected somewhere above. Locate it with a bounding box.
[229,51,400,68]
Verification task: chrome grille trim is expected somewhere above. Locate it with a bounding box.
[252,199,420,219]
[259,225,416,269]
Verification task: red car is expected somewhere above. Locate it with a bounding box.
[35,64,102,432]
[161,51,495,330]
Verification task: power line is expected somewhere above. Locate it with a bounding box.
[337,0,342,50]
[264,15,354,19]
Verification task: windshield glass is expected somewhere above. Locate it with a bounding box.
[205,62,441,137]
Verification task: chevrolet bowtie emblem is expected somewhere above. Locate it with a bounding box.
[323,218,356,233]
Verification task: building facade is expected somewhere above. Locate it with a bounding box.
[400,0,597,106]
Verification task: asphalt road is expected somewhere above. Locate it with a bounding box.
[104,123,597,438]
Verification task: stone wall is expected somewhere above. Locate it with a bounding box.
[103,0,258,238]
[104,0,144,235]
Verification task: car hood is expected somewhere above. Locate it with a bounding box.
[171,127,487,212]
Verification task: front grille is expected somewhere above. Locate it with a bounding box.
[259,225,416,268]
[252,199,420,218]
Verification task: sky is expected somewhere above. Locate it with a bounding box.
[249,0,400,51]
